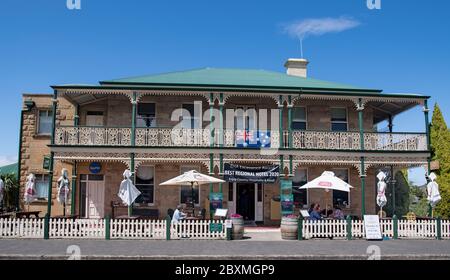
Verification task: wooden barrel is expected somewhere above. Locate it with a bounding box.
[281,217,298,240]
[231,217,244,240]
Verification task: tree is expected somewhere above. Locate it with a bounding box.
[383,170,410,218]
[430,103,450,218]
[0,174,19,211]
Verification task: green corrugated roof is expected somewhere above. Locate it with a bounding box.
[0,163,18,176]
[100,68,380,92]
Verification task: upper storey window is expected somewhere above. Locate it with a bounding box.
[292,107,307,130]
[137,103,156,128]
[37,110,52,135]
[181,103,201,129]
[331,108,348,132]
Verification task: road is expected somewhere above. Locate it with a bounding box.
[1,237,449,260]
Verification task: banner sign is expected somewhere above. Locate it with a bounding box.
[224,163,279,183]
[281,194,294,215]
[209,192,223,211]
[280,179,293,191]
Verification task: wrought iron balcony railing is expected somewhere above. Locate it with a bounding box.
[54,126,428,152]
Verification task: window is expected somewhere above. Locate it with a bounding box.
[38,110,52,135]
[35,174,50,199]
[180,166,200,205]
[137,103,156,128]
[333,169,350,208]
[292,169,308,208]
[181,103,201,129]
[331,108,348,131]
[292,107,307,130]
[86,111,104,127]
[135,166,155,204]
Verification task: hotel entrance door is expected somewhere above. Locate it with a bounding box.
[237,183,255,221]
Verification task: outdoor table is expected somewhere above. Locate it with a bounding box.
[53,214,79,219]
[15,211,41,218]
[0,212,13,218]
[115,215,142,219]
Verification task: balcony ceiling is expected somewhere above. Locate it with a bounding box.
[370,100,418,124]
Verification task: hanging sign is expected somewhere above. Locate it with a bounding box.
[89,162,102,174]
[43,156,51,170]
[363,215,383,240]
[280,194,294,215]
[209,192,223,212]
[224,163,279,183]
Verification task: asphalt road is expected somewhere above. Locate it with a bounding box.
[1,238,449,260]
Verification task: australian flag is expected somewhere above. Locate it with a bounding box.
[236,130,271,148]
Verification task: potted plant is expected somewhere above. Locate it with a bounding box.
[230,214,244,240]
[281,214,298,240]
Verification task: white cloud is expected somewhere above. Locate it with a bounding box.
[283,17,360,39]
[0,155,17,167]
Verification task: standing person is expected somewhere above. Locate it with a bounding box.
[172,205,187,224]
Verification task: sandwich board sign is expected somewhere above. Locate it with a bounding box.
[363,215,383,240]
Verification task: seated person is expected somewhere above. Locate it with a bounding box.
[171,205,187,224]
[320,208,333,218]
[333,205,345,220]
[309,203,322,221]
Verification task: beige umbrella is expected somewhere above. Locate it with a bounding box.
[299,171,354,215]
[160,170,225,213]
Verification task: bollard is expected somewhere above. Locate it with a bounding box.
[436,217,442,240]
[44,213,50,240]
[166,215,171,240]
[105,215,110,240]
[346,215,352,240]
[226,227,232,241]
[393,215,398,239]
[298,216,303,241]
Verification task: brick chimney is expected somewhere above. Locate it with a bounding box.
[284,58,309,78]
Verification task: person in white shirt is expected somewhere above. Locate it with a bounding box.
[172,205,187,224]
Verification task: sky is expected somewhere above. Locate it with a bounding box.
[0,0,449,185]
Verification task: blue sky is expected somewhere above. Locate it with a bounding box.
[0,0,449,185]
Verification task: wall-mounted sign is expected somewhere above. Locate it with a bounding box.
[89,162,102,174]
[209,193,223,212]
[224,163,279,183]
[280,194,294,215]
[43,156,51,170]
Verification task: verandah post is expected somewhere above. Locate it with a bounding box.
[166,215,171,240]
[346,215,352,240]
[436,217,442,240]
[298,216,303,240]
[357,98,366,217]
[393,215,398,239]
[44,213,50,240]
[105,215,110,240]
[278,95,284,148]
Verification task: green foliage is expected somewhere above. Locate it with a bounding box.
[409,186,429,217]
[0,173,19,211]
[430,104,450,218]
[383,171,410,217]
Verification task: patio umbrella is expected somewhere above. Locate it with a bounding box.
[376,171,387,218]
[57,168,70,216]
[160,170,225,213]
[427,172,442,217]
[299,171,354,215]
[24,173,38,208]
[118,169,141,208]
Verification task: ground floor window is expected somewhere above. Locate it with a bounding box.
[135,166,155,205]
[292,169,308,208]
[180,166,200,205]
[332,168,350,208]
[35,174,49,199]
